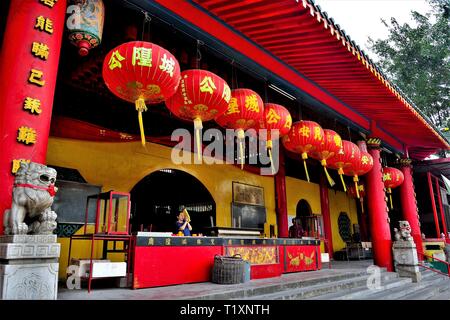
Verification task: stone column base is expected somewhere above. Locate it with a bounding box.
[0,235,60,300]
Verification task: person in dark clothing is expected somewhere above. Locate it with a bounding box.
[176,209,192,236]
[289,218,303,238]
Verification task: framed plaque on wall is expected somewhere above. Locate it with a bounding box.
[232,181,265,207]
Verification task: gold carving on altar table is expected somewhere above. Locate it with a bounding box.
[226,246,278,265]
[210,239,215,245]
[165,238,171,246]
[287,251,315,267]
[196,239,202,245]
[181,239,187,245]
[147,238,154,246]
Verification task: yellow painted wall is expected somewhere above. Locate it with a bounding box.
[328,189,359,252]
[47,137,277,278]
[285,176,359,254]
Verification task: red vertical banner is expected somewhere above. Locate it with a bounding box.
[0,0,67,233]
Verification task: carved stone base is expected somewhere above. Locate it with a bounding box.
[393,240,422,283]
[0,235,60,300]
[0,262,59,300]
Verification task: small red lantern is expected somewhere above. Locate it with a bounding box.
[347,182,366,213]
[382,167,404,209]
[327,140,360,192]
[262,103,292,173]
[310,129,342,187]
[165,69,231,161]
[215,88,264,169]
[343,151,373,198]
[102,41,181,146]
[282,120,324,182]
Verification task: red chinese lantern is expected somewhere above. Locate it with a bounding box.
[382,167,404,209]
[343,151,374,198]
[282,120,324,182]
[310,129,342,187]
[165,69,231,161]
[102,41,181,146]
[327,140,360,192]
[262,103,292,174]
[215,88,264,169]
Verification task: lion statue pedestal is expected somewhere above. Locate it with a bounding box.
[0,162,60,300]
[392,221,422,283]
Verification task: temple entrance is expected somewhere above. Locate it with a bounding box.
[130,169,215,235]
[296,199,313,237]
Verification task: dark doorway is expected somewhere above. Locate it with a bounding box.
[130,169,215,235]
[296,199,313,236]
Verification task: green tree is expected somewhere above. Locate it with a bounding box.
[368,0,449,128]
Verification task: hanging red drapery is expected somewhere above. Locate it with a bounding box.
[382,166,404,209]
[215,88,264,169]
[310,129,342,187]
[102,41,181,146]
[327,140,360,192]
[282,120,324,182]
[165,69,231,161]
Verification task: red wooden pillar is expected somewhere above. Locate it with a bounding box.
[319,171,333,257]
[399,159,424,258]
[366,138,394,271]
[427,172,441,238]
[435,176,448,239]
[275,147,288,238]
[0,0,66,233]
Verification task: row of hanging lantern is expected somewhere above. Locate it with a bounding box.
[101,40,378,186]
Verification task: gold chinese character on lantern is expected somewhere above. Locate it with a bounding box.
[31,42,49,60]
[17,126,37,145]
[334,134,342,147]
[284,115,292,129]
[11,159,30,174]
[222,85,231,102]
[227,97,240,114]
[383,173,392,181]
[200,76,216,94]
[159,53,175,77]
[245,94,259,112]
[35,16,53,34]
[108,50,125,70]
[39,0,57,7]
[28,69,45,86]
[193,104,208,112]
[23,97,42,114]
[266,108,281,124]
[299,125,310,137]
[314,126,322,140]
[361,155,369,165]
[132,47,152,67]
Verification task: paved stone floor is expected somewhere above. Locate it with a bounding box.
[58,260,374,300]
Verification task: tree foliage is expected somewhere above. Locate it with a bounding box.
[368,0,450,128]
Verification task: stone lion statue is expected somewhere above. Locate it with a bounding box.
[3,162,58,235]
[397,220,413,241]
